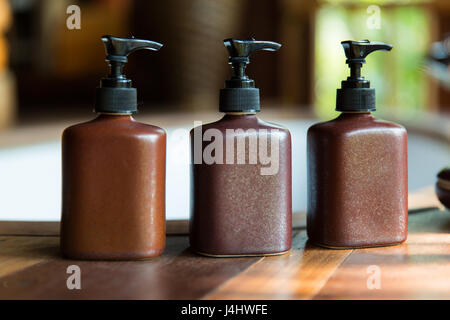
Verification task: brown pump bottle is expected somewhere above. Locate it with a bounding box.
[190,39,292,257]
[307,40,408,249]
[61,36,166,260]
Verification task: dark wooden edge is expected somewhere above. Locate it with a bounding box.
[0,220,189,236]
[0,212,307,237]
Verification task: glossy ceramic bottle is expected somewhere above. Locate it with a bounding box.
[61,36,166,260]
[190,39,292,257]
[307,40,408,249]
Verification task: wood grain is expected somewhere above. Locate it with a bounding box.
[0,189,448,299]
[314,208,450,299]
[0,236,59,278]
[0,236,261,299]
[205,231,351,299]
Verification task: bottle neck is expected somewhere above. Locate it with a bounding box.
[95,113,134,120]
[337,111,373,119]
[340,111,372,115]
[225,112,257,116]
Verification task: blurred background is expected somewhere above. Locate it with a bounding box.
[0,0,449,221]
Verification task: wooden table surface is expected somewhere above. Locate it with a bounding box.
[0,187,448,300]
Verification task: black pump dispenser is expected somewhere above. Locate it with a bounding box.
[95,35,162,114]
[336,40,392,112]
[219,38,281,113]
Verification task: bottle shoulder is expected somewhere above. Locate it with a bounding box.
[308,114,406,138]
[63,116,165,141]
[191,115,290,136]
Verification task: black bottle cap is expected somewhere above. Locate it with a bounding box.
[95,35,162,114]
[219,38,281,113]
[336,40,392,112]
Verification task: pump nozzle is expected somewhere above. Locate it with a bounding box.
[341,40,392,89]
[223,38,281,89]
[224,39,281,60]
[220,38,281,113]
[336,39,392,113]
[100,35,162,88]
[102,35,163,64]
[342,40,392,62]
[95,35,163,114]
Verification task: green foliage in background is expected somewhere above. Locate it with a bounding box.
[315,3,429,119]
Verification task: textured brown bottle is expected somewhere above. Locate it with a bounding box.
[307,113,408,248]
[61,114,166,260]
[190,114,292,256]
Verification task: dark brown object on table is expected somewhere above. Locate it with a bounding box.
[307,113,408,248]
[61,114,166,260]
[190,114,292,257]
[436,167,450,209]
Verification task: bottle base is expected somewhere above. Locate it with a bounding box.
[309,240,406,250]
[193,249,290,258]
[61,248,164,261]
